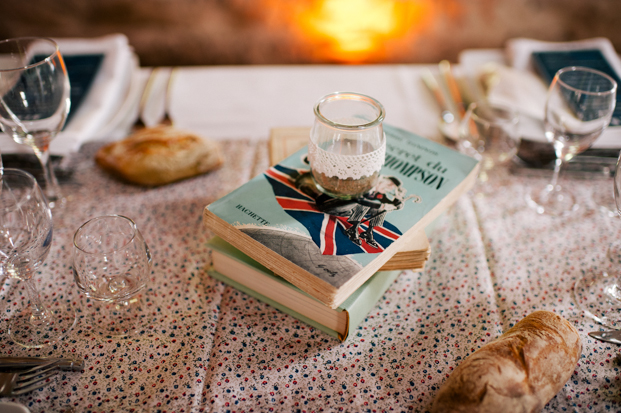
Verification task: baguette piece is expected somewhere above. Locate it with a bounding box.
[431,310,581,413]
[96,126,223,186]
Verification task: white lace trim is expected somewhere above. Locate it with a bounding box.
[308,139,386,180]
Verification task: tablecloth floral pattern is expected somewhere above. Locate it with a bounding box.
[0,141,620,413]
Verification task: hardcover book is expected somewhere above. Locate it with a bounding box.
[207,236,402,341]
[203,124,479,308]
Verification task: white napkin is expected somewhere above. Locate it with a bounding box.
[481,38,621,148]
[0,33,135,155]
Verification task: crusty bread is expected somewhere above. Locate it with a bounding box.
[96,126,223,186]
[431,310,581,413]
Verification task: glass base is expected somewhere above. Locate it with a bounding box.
[526,184,579,217]
[9,302,77,349]
[82,294,147,338]
[574,267,621,329]
[592,180,617,218]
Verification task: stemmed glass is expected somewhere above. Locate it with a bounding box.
[457,101,519,191]
[72,215,152,338]
[574,151,621,328]
[0,37,71,208]
[527,66,617,216]
[0,169,76,348]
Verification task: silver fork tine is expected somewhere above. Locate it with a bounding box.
[18,360,60,381]
[13,370,57,395]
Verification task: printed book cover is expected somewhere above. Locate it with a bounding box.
[203,124,479,308]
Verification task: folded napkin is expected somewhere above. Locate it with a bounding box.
[482,38,621,149]
[0,33,136,155]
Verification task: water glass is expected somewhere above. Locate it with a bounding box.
[0,37,71,208]
[457,102,519,186]
[309,92,386,199]
[0,168,76,348]
[72,215,151,337]
[527,66,617,216]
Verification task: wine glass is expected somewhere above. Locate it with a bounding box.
[457,101,519,190]
[527,66,617,216]
[0,168,76,348]
[574,151,621,328]
[309,92,386,199]
[0,37,70,208]
[72,215,152,338]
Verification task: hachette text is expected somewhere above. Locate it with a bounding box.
[236,205,270,225]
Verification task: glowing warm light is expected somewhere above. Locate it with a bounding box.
[297,0,435,62]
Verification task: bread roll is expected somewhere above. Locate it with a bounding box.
[431,310,581,413]
[96,126,223,186]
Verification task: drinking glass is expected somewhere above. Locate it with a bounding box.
[574,151,621,328]
[309,92,385,199]
[527,66,617,216]
[0,37,71,208]
[457,101,519,187]
[72,215,151,338]
[0,169,76,348]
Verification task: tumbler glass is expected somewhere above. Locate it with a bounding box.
[72,215,151,337]
[457,101,520,186]
[309,92,386,199]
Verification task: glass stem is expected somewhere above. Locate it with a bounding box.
[548,157,564,192]
[24,276,49,326]
[32,145,62,204]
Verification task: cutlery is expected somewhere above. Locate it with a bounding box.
[588,330,621,344]
[0,360,59,396]
[439,60,466,119]
[158,67,177,127]
[0,357,84,371]
[132,68,158,130]
[421,69,459,140]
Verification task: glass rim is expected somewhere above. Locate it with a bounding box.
[0,37,61,72]
[554,66,618,96]
[73,214,138,255]
[314,91,385,130]
[467,101,520,127]
[0,168,39,210]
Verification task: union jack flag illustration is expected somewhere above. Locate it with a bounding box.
[264,165,402,256]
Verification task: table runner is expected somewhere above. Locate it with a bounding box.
[0,141,619,412]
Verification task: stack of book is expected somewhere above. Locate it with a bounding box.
[203,125,479,340]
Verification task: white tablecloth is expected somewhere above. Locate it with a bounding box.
[0,64,619,413]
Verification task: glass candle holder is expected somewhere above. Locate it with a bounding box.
[309,92,386,199]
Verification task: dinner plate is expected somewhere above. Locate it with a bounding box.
[0,402,30,413]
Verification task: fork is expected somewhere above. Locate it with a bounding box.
[0,360,59,396]
[158,67,177,127]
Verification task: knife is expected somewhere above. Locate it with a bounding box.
[439,60,466,119]
[0,357,84,371]
[589,330,621,344]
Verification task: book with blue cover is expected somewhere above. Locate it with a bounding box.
[203,124,479,308]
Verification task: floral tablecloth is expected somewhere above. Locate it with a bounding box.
[0,141,620,413]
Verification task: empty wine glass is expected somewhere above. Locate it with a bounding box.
[0,168,76,348]
[574,150,621,328]
[72,215,151,338]
[457,101,519,190]
[0,37,70,208]
[309,92,386,199]
[527,66,617,216]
